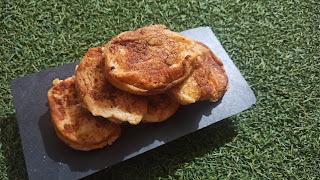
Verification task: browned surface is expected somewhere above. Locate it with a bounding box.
[47,77,121,151]
[143,94,180,123]
[75,48,148,124]
[171,42,228,104]
[103,25,204,95]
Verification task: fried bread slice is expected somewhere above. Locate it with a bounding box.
[47,76,121,151]
[171,42,228,105]
[75,47,148,125]
[102,24,207,95]
[143,94,180,123]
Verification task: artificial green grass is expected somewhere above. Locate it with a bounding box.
[1,0,319,179]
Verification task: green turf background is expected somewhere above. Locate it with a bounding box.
[1,0,319,179]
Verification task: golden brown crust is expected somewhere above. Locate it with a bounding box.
[103,25,205,95]
[47,76,121,151]
[171,42,228,105]
[75,48,148,125]
[143,94,180,123]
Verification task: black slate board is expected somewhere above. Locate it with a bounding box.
[11,27,256,180]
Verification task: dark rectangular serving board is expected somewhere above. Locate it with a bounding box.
[11,27,256,180]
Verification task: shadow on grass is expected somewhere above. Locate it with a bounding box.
[0,114,28,180]
[83,118,237,180]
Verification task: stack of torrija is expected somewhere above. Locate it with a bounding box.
[47,25,228,151]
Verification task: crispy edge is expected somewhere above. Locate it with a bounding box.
[199,43,228,102]
[171,42,228,105]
